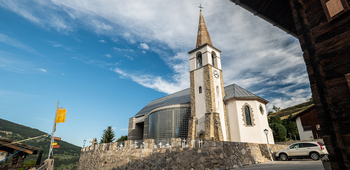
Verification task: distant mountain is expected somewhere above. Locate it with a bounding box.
[0,118,81,170]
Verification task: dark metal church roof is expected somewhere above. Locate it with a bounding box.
[134,83,268,118]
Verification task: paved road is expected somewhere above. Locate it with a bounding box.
[234,160,323,170]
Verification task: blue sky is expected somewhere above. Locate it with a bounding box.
[0,0,311,147]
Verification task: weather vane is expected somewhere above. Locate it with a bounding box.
[198,4,203,10]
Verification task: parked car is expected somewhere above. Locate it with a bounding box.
[275,142,328,161]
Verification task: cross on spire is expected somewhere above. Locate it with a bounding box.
[198,4,203,11]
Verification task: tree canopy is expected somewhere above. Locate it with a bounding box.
[100,126,115,143]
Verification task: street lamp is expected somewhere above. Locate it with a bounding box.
[83,140,86,148]
[264,129,269,144]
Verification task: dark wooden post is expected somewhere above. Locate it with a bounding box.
[35,151,43,167]
[289,0,350,169]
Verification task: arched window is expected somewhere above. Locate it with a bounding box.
[216,86,219,96]
[196,53,202,68]
[199,86,202,93]
[242,103,255,127]
[212,54,215,67]
[212,51,216,67]
[245,105,252,126]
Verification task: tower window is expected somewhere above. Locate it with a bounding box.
[212,51,216,67]
[196,53,202,68]
[212,55,215,67]
[199,86,202,93]
[216,86,219,96]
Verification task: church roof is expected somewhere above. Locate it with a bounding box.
[196,10,213,48]
[134,83,268,118]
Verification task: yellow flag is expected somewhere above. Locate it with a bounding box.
[53,143,57,145]
[56,116,66,123]
[57,109,67,116]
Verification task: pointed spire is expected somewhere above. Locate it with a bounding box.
[196,9,212,48]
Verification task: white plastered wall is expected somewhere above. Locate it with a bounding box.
[296,117,314,140]
[194,68,206,136]
[212,67,227,141]
[226,99,274,144]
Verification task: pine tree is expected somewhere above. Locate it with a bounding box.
[100,126,115,143]
[116,135,128,142]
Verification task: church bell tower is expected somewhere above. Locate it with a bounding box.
[188,9,230,142]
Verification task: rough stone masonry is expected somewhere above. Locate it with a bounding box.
[77,138,288,170]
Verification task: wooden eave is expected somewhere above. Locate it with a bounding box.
[290,104,316,121]
[230,0,297,38]
[188,43,222,54]
[0,137,38,155]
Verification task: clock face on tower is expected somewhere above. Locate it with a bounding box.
[213,70,219,79]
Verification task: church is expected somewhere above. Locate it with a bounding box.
[128,10,274,145]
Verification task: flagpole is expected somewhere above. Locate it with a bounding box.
[48,101,59,159]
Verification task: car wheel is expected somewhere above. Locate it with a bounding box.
[310,152,320,161]
[280,153,288,161]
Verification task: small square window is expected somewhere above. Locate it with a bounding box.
[316,124,321,130]
[303,125,312,131]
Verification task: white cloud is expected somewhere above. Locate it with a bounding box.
[99,40,106,43]
[120,128,128,131]
[104,54,112,58]
[62,73,65,75]
[39,68,47,72]
[1,0,311,106]
[125,55,133,60]
[111,37,118,42]
[47,41,74,51]
[0,33,34,52]
[139,43,149,50]
[113,47,133,52]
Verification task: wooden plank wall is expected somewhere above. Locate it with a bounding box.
[289,0,350,169]
[300,108,322,138]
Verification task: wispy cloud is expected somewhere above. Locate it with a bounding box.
[113,47,133,52]
[104,54,112,58]
[111,37,118,42]
[1,0,311,110]
[47,41,74,51]
[0,33,35,52]
[125,55,133,60]
[39,68,47,72]
[120,128,128,131]
[0,51,43,74]
[99,39,106,43]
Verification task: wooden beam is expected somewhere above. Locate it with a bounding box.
[345,73,350,89]
[257,0,273,14]
[0,141,35,154]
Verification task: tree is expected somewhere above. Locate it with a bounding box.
[282,114,300,140]
[269,123,287,141]
[268,116,287,141]
[268,115,282,124]
[272,105,281,112]
[100,126,115,143]
[116,135,127,142]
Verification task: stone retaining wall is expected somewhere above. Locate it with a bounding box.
[77,139,288,170]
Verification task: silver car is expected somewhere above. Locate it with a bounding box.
[275,142,328,161]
